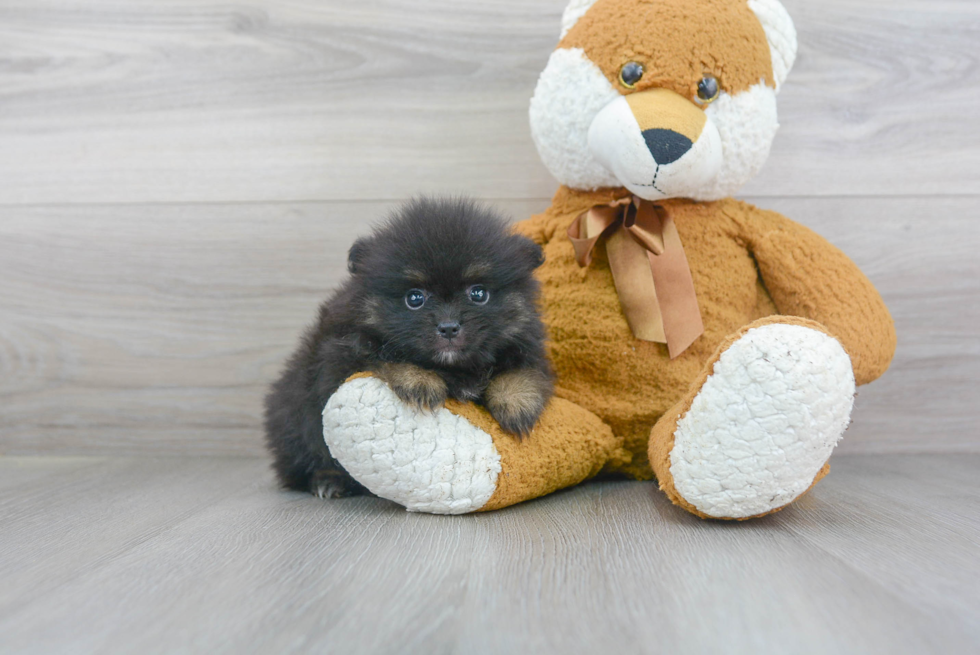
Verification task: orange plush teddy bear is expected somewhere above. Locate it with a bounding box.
[321,0,896,519]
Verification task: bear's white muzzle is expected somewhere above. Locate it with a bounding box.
[588,90,723,201]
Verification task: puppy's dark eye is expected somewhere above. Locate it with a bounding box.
[467,285,489,305]
[405,289,426,310]
[619,62,644,89]
[696,75,720,104]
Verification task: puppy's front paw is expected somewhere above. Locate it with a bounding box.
[484,369,551,438]
[311,469,369,499]
[377,363,448,411]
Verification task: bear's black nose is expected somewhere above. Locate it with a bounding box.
[437,321,461,339]
[642,129,693,165]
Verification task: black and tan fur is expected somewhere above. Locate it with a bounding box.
[264,197,554,498]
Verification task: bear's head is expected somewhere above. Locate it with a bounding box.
[530,0,797,201]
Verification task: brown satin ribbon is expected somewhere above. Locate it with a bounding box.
[567,197,704,358]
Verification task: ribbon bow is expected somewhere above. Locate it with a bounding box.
[567,197,704,359]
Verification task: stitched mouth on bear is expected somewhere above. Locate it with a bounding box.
[634,164,667,196]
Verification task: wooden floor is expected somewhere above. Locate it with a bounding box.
[1,454,978,654]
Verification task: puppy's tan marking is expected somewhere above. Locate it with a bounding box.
[463,262,492,279]
[502,293,534,337]
[402,268,428,284]
[377,362,447,411]
[484,369,552,438]
[359,297,382,326]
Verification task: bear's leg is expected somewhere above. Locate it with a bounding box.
[322,374,627,514]
[649,317,855,520]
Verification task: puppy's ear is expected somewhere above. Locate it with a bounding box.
[348,238,370,274]
[513,235,545,270]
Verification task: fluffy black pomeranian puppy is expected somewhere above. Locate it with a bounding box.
[264,197,554,498]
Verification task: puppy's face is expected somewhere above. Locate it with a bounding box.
[373,264,532,368]
[348,199,545,369]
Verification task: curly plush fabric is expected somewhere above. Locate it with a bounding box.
[668,322,854,518]
[530,48,622,191]
[324,374,625,513]
[559,0,775,97]
[513,187,895,480]
[747,0,797,89]
[323,376,502,514]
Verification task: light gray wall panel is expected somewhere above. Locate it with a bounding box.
[0,0,976,203]
[1,197,975,455]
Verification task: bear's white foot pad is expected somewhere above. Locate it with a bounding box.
[670,324,855,519]
[323,377,501,515]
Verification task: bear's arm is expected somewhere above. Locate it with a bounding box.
[735,205,896,385]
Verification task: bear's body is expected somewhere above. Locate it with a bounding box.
[516,187,895,480]
[316,0,897,519]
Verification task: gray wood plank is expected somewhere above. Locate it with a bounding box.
[0,456,266,615]
[0,456,104,493]
[0,454,977,654]
[780,455,980,630]
[1,197,976,456]
[0,0,976,204]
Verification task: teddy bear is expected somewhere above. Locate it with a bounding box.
[319,0,896,519]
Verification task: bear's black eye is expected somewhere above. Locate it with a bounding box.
[405,289,426,310]
[467,285,489,305]
[619,62,644,89]
[696,75,720,104]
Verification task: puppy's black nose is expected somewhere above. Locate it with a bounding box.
[641,128,693,165]
[437,321,461,339]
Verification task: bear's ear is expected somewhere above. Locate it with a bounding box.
[747,0,798,91]
[560,0,600,39]
[347,238,370,275]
